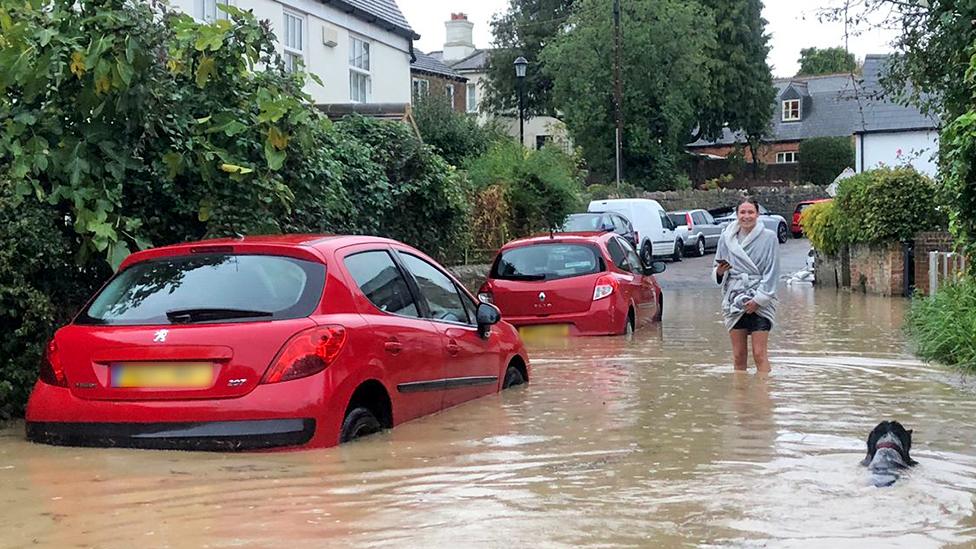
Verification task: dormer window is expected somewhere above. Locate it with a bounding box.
[782,99,801,122]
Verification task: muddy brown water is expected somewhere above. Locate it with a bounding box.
[4,284,976,548]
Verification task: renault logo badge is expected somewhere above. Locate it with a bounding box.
[538,292,546,302]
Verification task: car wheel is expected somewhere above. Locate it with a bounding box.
[653,294,663,322]
[640,241,653,266]
[340,407,382,443]
[672,241,683,262]
[695,237,706,257]
[777,223,788,244]
[502,365,525,389]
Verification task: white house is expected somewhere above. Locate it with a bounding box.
[171,0,418,106]
[853,54,940,178]
[428,13,571,151]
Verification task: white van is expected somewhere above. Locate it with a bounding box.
[588,198,681,263]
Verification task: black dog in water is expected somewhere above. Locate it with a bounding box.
[861,420,918,487]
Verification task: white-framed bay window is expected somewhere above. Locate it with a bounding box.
[349,36,371,102]
[282,10,305,73]
[466,83,477,112]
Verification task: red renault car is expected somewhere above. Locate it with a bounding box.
[478,232,666,337]
[26,235,529,451]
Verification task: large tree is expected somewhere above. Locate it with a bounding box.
[796,46,857,76]
[542,0,712,188]
[696,0,776,173]
[482,0,575,117]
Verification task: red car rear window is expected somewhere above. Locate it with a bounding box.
[76,254,326,325]
[491,243,605,281]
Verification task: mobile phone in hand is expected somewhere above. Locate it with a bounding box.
[716,259,730,266]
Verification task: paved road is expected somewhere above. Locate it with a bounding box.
[655,236,812,289]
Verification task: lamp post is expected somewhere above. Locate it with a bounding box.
[514,56,527,147]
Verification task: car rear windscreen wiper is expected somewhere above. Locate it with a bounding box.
[500,274,547,281]
[165,308,273,323]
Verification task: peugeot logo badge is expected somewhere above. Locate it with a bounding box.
[538,292,546,302]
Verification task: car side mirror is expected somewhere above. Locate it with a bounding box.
[476,302,501,339]
[643,261,666,275]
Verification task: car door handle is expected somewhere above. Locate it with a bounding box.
[447,339,460,357]
[384,339,403,355]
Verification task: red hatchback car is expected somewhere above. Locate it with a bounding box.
[478,232,666,337]
[25,235,529,451]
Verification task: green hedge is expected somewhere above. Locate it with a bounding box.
[907,276,976,371]
[798,137,855,186]
[835,166,945,243]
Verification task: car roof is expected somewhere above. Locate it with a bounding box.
[500,232,611,251]
[118,234,408,270]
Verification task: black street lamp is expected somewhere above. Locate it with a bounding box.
[514,56,527,147]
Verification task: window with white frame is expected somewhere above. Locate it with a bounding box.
[196,0,230,22]
[782,99,801,121]
[776,151,799,164]
[349,36,371,102]
[445,84,455,103]
[282,11,304,73]
[412,78,429,100]
[466,83,477,112]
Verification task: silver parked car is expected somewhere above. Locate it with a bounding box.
[667,209,723,257]
[709,203,790,244]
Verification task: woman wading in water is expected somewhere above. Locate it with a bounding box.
[713,198,780,372]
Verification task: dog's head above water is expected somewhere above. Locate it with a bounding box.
[861,420,917,486]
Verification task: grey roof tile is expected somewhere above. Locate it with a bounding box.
[450,50,490,71]
[327,0,418,39]
[412,50,466,80]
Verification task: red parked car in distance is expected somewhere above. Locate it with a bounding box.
[478,232,666,337]
[792,198,832,237]
[26,235,529,451]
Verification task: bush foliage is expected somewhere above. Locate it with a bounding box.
[906,276,976,371]
[799,200,843,255]
[834,166,945,244]
[0,0,468,418]
[467,141,584,238]
[798,137,855,186]
[801,167,944,255]
[412,94,502,168]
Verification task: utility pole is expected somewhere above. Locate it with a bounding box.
[612,0,624,188]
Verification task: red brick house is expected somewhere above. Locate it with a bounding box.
[410,50,467,112]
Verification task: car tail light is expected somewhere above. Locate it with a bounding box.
[686,213,693,229]
[39,339,67,387]
[593,275,618,301]
[262,325,347,384]
[477,281,494,304]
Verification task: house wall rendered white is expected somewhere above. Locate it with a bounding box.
[855,130,939,178]
[170,0,412,105]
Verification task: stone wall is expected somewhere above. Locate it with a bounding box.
[448,263,490,294]
[644,185,829,221]
[913,231,957,296]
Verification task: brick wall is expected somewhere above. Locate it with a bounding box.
[849,242,904,296]
[815,241,909,296]
[913,231,959,296]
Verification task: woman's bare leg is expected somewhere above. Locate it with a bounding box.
[751,331,771,373]
[730,329,749,371]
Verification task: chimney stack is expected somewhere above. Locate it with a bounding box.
[443,13,475,62]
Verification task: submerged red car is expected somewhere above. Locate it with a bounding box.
[26,235,529,451]
[478,232,665,337]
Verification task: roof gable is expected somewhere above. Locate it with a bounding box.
[325,0,419,40]
[411,51,466,80]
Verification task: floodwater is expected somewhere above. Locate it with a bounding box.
[4,285,976,548]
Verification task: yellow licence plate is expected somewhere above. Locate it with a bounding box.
[112,362,214,388]
[518,324,570,340]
